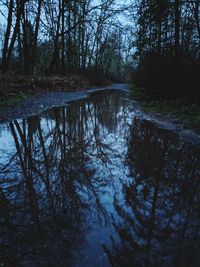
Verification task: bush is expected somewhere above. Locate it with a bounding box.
[133,51,200,103]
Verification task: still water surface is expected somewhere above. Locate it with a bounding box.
[0,90,200,267]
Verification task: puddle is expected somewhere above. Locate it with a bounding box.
[0,90,200,267]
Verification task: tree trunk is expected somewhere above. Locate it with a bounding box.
[22,4,31,74]
[6,0,27,73]
[1,0,14,73]
[67,0,72,69]
[175,0,180,60]
[31,0,43,73]
[50,0,61,73]
[61,0,66,73]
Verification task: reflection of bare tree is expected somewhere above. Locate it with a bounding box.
[104,118,200,267]
[0,91,128,267]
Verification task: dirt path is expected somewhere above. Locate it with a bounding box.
[0,83,129,123]
[0,83,199,145]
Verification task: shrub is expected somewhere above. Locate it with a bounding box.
[133,51,200,103]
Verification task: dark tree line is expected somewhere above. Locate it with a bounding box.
[132,0,200,101]
[0,0,129,79]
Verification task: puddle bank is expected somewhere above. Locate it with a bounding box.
[0,83,129,123]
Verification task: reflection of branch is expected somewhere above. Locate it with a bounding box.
[10,121,40,226]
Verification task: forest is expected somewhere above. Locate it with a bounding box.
[0,0,130,80]
[0,0,200,102]
[133,0,200,102]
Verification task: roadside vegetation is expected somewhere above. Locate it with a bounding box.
[131,1,200,133]
[0,71,112,107]
[132,86,200,133]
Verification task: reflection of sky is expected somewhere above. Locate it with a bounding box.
[0,124,13,149]
[0,123,15,165]
[0,117,56,165]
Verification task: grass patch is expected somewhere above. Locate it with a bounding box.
[0,93,31,107]
[0,92,32,108]
[131,85,200,133]
[0,73,111,108]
